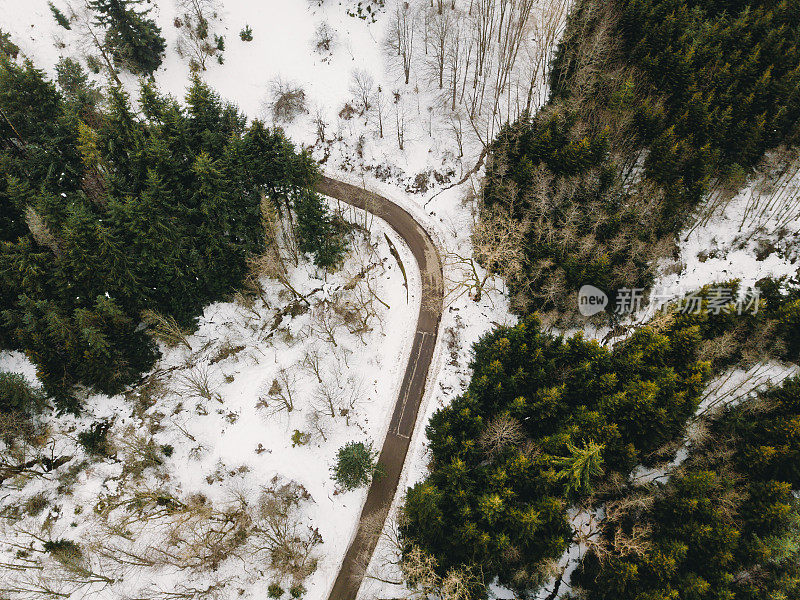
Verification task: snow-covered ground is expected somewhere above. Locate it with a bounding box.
[655,162,800,303]
[0,207,425,597]
[5,0,480,192]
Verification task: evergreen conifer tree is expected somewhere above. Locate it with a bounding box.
[89,0,165,75]
[332,441,382,490]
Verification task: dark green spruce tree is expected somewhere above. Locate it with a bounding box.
[89,0,166,75]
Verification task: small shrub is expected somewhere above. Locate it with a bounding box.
[338,103,357,121]
[345,0,385,23]
[289,583,306,599]
[240,24,253,41]
[161,444,174,457]
[313,21,335,56]
[268,582,284,598]
[142,309,191,349]
[270,79,308,123]
[43,539,83,565]
[77,420,114,458]
[332,441,382,490]
[125,373,168,414]
[291,430,311,447]
[23,493,49,517]
[178,365,221,402]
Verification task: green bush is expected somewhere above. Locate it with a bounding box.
[289,584,305,599]
[332,441,382,490]
[291,430,311,447]
[240,25,253,41]
[77,420,113,457]
[43,539,82,559]
[267,582,284,598]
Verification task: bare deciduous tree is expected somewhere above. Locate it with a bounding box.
[373,86,387,138]
[350,68,375,115]
[302,347,325,384]
[473,203,526,281]
[312,369,362,426]
[252,478,322,580]
[387,0,418,85]
[257,369,297,414]
[175,0,224,72]
[311,299,346,347]
[428,9,452,89]
[268,77,308,123]
[479,413,524,456]
[446,200,525,303]
[392,90,408,150]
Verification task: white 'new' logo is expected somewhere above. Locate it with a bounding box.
[578,285,608,317]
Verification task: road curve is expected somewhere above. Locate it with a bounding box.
[316,176,444,600]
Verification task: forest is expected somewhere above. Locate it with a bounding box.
[571,375,800,599]
[0,51,344,408]
[480,0,800,320]
[401,280,800,597]
[399,0,800,598]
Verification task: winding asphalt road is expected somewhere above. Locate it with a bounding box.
[316,177,444,600]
